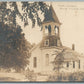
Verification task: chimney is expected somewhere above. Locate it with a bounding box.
[72,44,75,50]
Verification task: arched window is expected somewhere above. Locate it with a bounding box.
[56,28,58,34]
[79,60,80,69]
[45,54,49,66]
[67,62,69,68]
[56,39,57,46]
[45,25,48,34]
[73,61,75,68]
[54,25,56,34]
[55,26,59,35]
[48,25,51,35]
[33,57,37,68]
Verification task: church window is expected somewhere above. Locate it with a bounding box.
[67,62,69,68]
[56,27,58,34]
[73,61,75,68]
[45,26,48,34]
[48,25,51,35]
[44,39,49,46]
[79,60,80,69]
[56,39,57,46]
[33,57,37,68]
[45,54,49,66]
[54,26,57,34]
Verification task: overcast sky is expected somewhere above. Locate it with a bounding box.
[17,2,84,54]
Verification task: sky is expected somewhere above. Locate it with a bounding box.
[17,2,84,54]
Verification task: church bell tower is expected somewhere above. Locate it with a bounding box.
[40,5,62,47]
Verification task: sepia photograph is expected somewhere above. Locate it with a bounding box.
[0,1,84,82]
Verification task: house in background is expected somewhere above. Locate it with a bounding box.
[29,5,84,75]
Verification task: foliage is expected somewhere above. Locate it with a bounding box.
[47,72,84,82]
[25,68,37,81]
[21,2,49,27]
[0,1,49,71]
[0,2,7,23]
[0,2,49,27]
[0,22,31,71]
[52,49,66,73]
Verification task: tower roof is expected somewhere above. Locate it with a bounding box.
[43,5,61,24]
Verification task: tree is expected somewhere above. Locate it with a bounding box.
[0,2,49,27]
[0,2,7,23]
[0,22,31,71]
[52,49,66,79]
[21,2,49,27]
[0,2,49,71]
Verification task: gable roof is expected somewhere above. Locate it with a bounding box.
[43,5,61,24]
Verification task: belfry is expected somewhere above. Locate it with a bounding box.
[40,5,62,47]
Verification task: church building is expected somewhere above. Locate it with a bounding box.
[29,5,84,74]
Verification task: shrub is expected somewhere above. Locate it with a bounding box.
[25,68,37,81]
[47,72,84,82]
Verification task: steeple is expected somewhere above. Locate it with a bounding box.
[42,5,61,37]
[40,5,62,47]
[43,4,61,24]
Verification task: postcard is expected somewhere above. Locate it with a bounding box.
[0,1,84,82]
